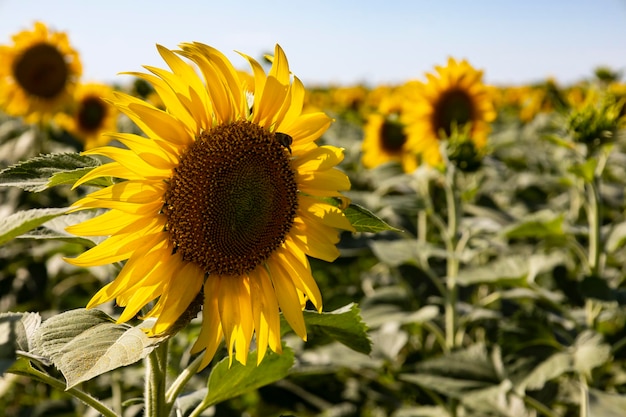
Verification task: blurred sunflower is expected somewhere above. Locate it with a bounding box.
[404,58,495,168]
[56,82,118,150]
[65,43,354,368]
[0,21,82,121]
[361,86,417,172]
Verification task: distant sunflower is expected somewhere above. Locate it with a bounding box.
[56,82,118,150]
[0,21,82,121]
[65,43,354,368]
[361,86,417,172]
[405,58,495,168]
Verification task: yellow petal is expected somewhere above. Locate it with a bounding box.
[299,195,355,231]
[249,266,282,364]
[191,278,224,370]
[147,260,205,335]
[266,259,307,340]
[275,244,322,312]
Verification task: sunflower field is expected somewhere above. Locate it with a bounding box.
[2,21,626,417]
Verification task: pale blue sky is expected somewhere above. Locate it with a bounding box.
[0,0,625,87]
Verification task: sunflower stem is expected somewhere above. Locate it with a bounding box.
[164,353,204,414]
[145,340,169,417]
[586,177,602,278]
[10,361,118,417]
[418,209,428,243]
[443,164,460,352]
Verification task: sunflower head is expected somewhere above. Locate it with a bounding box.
[65,43,354,369]
[404,57,496,168]
[0,21,82,121]
[361,84,417,172]
[55,82,118,150]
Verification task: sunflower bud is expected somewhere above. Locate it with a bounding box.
[567,94,624,153]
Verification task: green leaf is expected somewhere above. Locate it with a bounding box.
[0,312,42,374]
[568,158,597,183]
[48,166,110,189]
[344,203,401,233]
[362,305,439,329]
[400,345,502,399]
[503,210,565,239]
[17,210,102,246]
[203,348,294,407]
[31,308,165,388]
[0,152,102,192]
[456,256,528,286]
[605,221,626,253]
[369,239,447,267]
[587,388,626,417]
[572,330,611,378]
[297,303,371,355]
[0,208,69,246]
[517,352,572,391]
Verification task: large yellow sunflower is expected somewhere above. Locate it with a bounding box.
[361,85,417,172]
[64,43,354,369]
[404,58,495,168]
[55,82,118,150]
[0,21,82,121]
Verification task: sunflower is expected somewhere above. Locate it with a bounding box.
[0,21,82,121]
[55,82,118,150]
[64,43,354,368]
[361,85,417,172]
[404,58,495,168]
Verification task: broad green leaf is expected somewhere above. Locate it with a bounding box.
[0,152,102,192]
[32,308,164,388]
[503,211,565,239]
[203,348,294,407]
[295,303,371,355]
[0,208,69,246]
[344,203,401,233]
[17,210,102,246]
[369,239,447,267]
[605,221,626,253]
[568,158,597,183]
[415,343,500,383]
[0,312,44,374]
[572,330,611,378]
[392,405,449,417]
[456,256,528,286]
[48,166,110,189]
[400,373,491,397]
[361,304,439,329]
[587,388,626,417]
[458,380,517,414]
[401,344,501,398]
[517,352,572,391]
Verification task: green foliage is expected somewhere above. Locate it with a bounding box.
[0,152,104,192]
[3,80,626,417]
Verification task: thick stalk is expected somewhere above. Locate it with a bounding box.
[145,341,169,417]
[444,166,460,351]
[164,353,204,416]
[10,365,118,417]
[586,178,602,277]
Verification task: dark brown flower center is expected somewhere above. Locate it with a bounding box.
[163,121,298,277]
[432,89,475,137]
[13,42,69,99]
[380,116,406,153]
[77,96,107,132]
